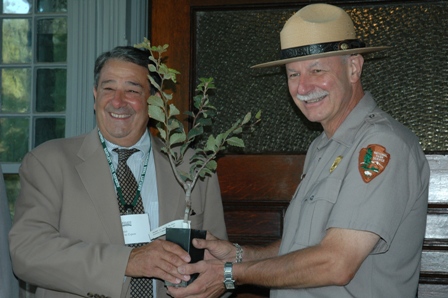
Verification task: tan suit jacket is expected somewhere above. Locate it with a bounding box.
[9,128,227,298]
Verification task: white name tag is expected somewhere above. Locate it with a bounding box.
[121,214,151,244]
[149,219,190,240]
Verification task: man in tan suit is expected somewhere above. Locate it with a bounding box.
[9,46,227,298]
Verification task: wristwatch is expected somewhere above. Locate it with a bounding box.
[223,262,235,290]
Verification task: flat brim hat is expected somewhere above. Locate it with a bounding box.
[252,3,389,68]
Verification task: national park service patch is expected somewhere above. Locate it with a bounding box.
[358,144,390,183]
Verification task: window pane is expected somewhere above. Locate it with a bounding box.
[36,17,67,62]
[1,68,31,113]
[36,68,66,112]
[34,117,64,147]
[0,117,29,162]
[2,0,32,14]
[3,173,19,219]
[37,0,67,13]
[1,18,32,63]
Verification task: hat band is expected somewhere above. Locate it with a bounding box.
[280,39,366,59]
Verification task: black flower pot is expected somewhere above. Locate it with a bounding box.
[165,228,206,287]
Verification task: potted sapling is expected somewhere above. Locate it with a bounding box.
[135,38,261,286]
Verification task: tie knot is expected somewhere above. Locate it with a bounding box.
[113,148,139,162]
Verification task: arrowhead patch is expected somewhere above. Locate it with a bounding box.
[358,144,390,183]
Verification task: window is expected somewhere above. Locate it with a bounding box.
[1,0,149,222]
[1,1,148,296]
[0,0,67,218]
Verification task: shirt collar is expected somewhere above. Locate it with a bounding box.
[104,130,151,154]
[319,92,378,149]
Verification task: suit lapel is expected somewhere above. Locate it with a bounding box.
[75,129,125,244]
[73,130,186,244]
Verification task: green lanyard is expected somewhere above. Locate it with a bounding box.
[98,130,151,214]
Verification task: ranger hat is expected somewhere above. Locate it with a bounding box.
[252,3,388,68]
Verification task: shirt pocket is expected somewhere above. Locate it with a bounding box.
[292,177,342,248]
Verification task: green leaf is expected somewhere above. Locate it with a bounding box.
[169,132,186,145]
[197,118,212,127]
[159,64,169,75]
[215,133,224,147]
[180,143,190,157]
[242,112,252,125]
[199,167,213,178]
[147,95,164,107]
[169,67,180,75]
[206,108,217,117]
[190,153,204,162]
[172,151,179,162]
[206,160,217,171]
[148,76,161,91]
[232,127,243,134]
[207,82,216,89]
[205,135,217,152]
[193,95,202,109]
[148,55,158,64]
[167,118,181,131]
[148,105,165,123]
[184,111,195,117]
[198,77,215,89]
[178,170,191,182]
[187,126,203,140]
[162,91,173,100]
[168,104,180,117]
[226,137,245,148]
[194,159,205,166]
[148,64,157,72]
[256,110,262,119]
[222,122,239,139]
[157,127,167,140]
[165,71,178,83]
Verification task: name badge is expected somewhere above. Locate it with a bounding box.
[121,214,151,244]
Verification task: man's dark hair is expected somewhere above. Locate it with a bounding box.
[93,46,160,95]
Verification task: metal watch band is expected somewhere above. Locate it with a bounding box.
[223,262,235,290]
[233,243,243,263]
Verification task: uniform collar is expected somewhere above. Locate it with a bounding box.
[331,92,378,146]
[316,92,378,150]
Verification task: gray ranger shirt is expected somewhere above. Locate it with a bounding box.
[271,92,429,298]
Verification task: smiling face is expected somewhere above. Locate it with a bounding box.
[93,59,151,147]
[286,55,364,137]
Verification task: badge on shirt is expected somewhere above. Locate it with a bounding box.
[121,214,151,244]
[358,144,390,183]
[330,155,343,173]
